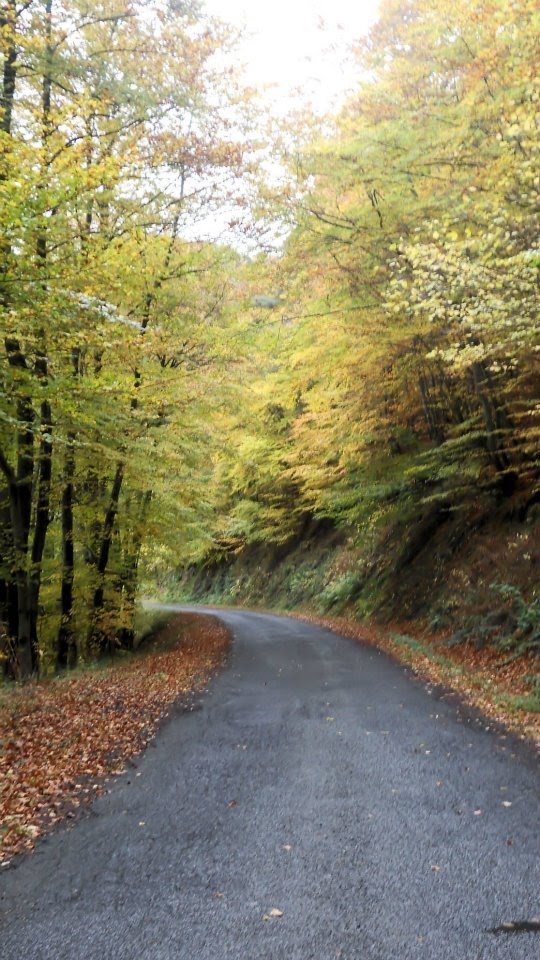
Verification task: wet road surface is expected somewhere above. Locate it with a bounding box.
[1,608,539,959]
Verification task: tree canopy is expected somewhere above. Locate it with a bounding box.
[1,0,538,677]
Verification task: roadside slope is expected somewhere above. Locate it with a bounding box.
[173,512,540,738]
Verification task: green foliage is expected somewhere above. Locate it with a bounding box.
[319,573,362,613]
[490,583,540,657]
[0,0,255,675]
[495,689,540,715]
[193,0,539,644]
[2,0,539,679]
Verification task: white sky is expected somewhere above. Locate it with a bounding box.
[203,0,381,113]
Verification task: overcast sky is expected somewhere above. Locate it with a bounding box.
[204,0,381,113]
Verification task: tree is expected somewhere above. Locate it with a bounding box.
[0,0,253,675]
[195,0,539,601]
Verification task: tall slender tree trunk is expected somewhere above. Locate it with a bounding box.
[57,436,76,668]
[22,0,55,672]
[57,348,79,669]
[28,385,53,670]
[0,0,17,140]
[88,461,125,654]
[117,490,152,650]
[0,435,34,678]
[471,361,511,472]
[6,342,35,677]
[0,2,22,674]
[418,372,445,444]
[0,490,18,676]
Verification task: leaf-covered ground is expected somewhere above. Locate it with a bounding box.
[0,613,230,865]
[290,613,540,746]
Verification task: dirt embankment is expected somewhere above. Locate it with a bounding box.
[175,505,539,742]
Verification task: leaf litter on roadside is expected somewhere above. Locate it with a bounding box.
[0,614,229,864]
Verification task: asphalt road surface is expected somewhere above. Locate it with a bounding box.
[1,608,539,959]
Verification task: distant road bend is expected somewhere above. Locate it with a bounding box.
[1,608,539,959]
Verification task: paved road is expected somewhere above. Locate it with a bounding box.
[1,609,539,959]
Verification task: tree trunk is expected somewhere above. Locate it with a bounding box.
[117,490,152,650]
[57,437,76,669]
[15,585,34,678]
[471,360,511,471]
[0,0,17,139]
[418,372,444,444]
[22,0,55,672]
[88,461,125,654]
[3,340,36,677]
[0,491,18,677]
[27,391,53,671]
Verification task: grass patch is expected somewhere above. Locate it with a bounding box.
[495,691,540,714]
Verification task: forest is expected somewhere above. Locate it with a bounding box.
[1,0,539,680]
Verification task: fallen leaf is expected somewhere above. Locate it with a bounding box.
[0,614,230,864]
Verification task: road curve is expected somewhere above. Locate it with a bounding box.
[1,608,539,959]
